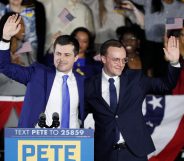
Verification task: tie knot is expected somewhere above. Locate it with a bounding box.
[108,78,115,84]
[62,75,69,82]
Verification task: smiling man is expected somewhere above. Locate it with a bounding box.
[85,38,181,161]
[0,14,85,128]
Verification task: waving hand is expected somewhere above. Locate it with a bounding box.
[2,14,21,41]
[163,36,180,64]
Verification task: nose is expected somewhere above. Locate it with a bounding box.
[56,55,65,64]
[125,39,134,46]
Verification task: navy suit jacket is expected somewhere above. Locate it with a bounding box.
[0,50,85,128]
[85,66,180,160]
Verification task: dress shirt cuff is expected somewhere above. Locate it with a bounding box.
[0,41,10,50]
[170,62,180,68]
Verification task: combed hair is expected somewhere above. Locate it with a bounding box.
[100,39,123,56]
[53,35,79,56]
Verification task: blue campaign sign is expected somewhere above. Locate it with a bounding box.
[5,128,94,161]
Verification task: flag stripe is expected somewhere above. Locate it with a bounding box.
[58,8,75,25]
[166,18,183,30]
[149,116,184,161]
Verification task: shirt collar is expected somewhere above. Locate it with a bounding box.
[102,68,119,82]
[56,69,74,80]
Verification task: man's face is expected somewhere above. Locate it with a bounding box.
[101,46,127,77]
[54,44,78,73]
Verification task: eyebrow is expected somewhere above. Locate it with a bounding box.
[55,51,73,54]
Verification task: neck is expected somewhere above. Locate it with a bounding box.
[10,4,22,13]
[78,52,85,58]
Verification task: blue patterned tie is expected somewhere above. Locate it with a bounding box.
[108,78,117,112]
[62,75,70,128]
[109,78,119,142]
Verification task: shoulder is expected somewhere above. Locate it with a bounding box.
[85,73,101,85]
[124,68,143,76]
[31,62,54,73]
[121,69,145,82]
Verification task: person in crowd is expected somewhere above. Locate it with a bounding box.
[122,0,184,43]
[82,0,137,48]
[0,14,84,128]
[122,0,184,77]
[44,27,102,78]
[0,0,46,63]
[116,24,153,76]
[85,37,180,161]
[71,27,102,78]
[37,0,94,53]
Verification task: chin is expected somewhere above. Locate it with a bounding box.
[115,71,123,76]
[56,66,65,72]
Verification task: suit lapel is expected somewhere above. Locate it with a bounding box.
[117,71,128,112]
[95,74,114,113]
[74,72,84,120]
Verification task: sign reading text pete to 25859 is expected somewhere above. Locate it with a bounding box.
[5,128,94,161]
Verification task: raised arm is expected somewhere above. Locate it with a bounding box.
[2,14,21,41]
[121,1,144,29]
[0,14,33,85]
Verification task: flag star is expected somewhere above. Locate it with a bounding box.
[148,96,162,110]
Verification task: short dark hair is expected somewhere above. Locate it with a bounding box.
[100,39,123,56]
[116,24,145,42]
[53,35,79,56]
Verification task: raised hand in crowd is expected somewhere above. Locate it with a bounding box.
[2,14,21,41]
[163,36,180,64]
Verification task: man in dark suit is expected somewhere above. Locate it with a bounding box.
[0,14,84,128]
[85,38,180,161]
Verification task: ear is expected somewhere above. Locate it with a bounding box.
[101,55,106,64]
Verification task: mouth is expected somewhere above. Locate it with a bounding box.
[115,67,123,70]
[58,62,67,66]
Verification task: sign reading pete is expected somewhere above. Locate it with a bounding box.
[5,128,94,161]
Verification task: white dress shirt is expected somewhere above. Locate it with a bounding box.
[44,70,80,128]
[101,69,125,143]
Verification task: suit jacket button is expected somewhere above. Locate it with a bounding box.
[115,115,118,119]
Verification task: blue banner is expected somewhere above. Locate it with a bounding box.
[5,128,94,161]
